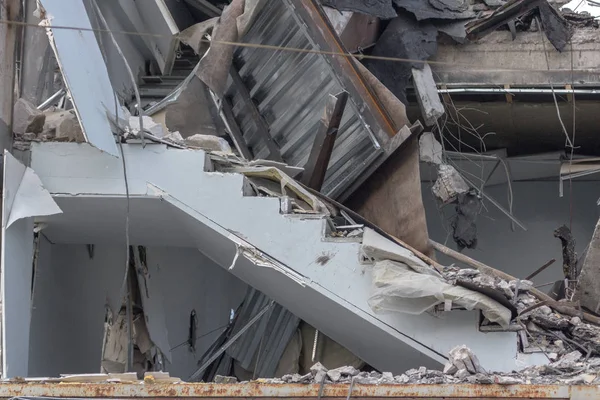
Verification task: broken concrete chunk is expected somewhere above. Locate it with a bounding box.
[13,98,46,136]
[184,134,233,153]
[419,132,443,164]
[310,362,328,383]
[531,310,570,330]
[213,375,238,384]
[413,64,444,127]
[326,365,359,383]
[443,362,458,375]
[432,164,469,204]
[128,115,167,139]
[447,345,485,376]
[571,324,600,354]
[494,375,523,385]
[55,114,85,142]
[550,350,582,369]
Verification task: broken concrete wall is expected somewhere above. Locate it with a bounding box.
[422,182,599,286]
[28,240,247,378]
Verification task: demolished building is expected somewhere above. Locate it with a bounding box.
[1,0,600,395]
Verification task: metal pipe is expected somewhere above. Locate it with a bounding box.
[437,87,600,95]
[37,88,66,110]
[188,301,274,381]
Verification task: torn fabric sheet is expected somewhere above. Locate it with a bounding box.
[39,0,119,156]
[196,0,259,97]
[369,260,511,328]
[3,151,62,228]
[179,18,218,56]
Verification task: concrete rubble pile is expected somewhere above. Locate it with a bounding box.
[256,345,600,385]
[443,266,600,359]
[12,98,84,150]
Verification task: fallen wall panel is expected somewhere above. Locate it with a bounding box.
[40,0,119,156]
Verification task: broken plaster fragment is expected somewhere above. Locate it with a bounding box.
[214,375,238,384]
[432,164,469,204]
[550,350,582,369]
[13,98,46,136]
[185,134,233,153]
[419,132,443,164]
[310,362,328,383]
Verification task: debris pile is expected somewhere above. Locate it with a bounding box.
[13,99,85,150]
[442,265,600,363]
[266,345,600,385]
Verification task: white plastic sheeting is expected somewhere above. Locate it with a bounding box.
[368,260,512,328]
[361,228,511,328]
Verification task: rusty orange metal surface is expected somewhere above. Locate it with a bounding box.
[0,383,596,399]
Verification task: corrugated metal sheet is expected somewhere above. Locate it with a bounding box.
[226,288,300,378]
[225,0,383,199]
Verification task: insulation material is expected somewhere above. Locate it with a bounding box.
[234,166,329,213]
[419,132,444,165]
[39,0,119,156]
[368,260,512,328]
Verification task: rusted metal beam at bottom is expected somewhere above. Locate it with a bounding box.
[0,383,589,399]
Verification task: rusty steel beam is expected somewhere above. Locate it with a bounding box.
[0,382,592,399]
[289,0,400,142]
[301,92,349,191]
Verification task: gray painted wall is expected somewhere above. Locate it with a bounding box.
[423,181,600,287]
[145,247,247,379]
[29,240,247,378]
[28,238,125,376]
